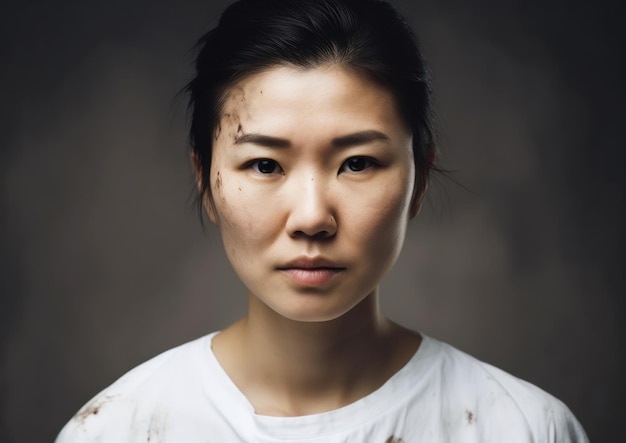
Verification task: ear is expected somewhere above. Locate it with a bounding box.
[191,152,218,225]
[409,181,427,219]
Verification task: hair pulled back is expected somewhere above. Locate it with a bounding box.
[187,0,437,212]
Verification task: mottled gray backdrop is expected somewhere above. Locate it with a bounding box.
[1,0,624,441]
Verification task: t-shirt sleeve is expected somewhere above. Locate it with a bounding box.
[546,399,589,443]
[55,391,138,443]
[481,360,589,443]
[55,344,183,443]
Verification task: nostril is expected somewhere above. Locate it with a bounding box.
[314,230,332,239]
[292,229,334,239]
[285,194,337,238]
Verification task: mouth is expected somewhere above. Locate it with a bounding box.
[277,257,346,286]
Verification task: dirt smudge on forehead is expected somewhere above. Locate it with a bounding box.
[212,82,245,143]
[216,74,266,144]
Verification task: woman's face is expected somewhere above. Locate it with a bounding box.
[207,65,419,322]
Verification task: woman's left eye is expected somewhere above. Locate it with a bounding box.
[339,156,375,173]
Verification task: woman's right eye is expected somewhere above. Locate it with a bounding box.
[249,159,282,174]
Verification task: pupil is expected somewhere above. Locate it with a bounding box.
[348,157,367,171]
[258,160,275,173]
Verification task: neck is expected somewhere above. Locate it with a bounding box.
[212,289,420,416]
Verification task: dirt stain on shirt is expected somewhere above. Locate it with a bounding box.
[146,411,168,442]
[73,395,117,424]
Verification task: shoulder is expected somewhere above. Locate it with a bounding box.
[416,336,588,442]
[55,334,215,443]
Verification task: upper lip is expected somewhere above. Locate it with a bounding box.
[278,256,345,269]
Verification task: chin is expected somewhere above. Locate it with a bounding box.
[272,303,352,323]
[259,290,371,324]
[281,310,350,324]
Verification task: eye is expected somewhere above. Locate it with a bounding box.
[249,159,283,174]
[339,156,375,173]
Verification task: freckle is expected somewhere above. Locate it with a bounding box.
[238,187,242,191]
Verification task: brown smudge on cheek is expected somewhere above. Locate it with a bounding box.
[214,171,227,208]
[215,171,222,191]
[208,170,225,224]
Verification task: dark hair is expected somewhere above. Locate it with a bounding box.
[187,0,437,214]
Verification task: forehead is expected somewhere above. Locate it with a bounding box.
[217,65,409,140]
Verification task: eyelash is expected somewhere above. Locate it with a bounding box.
[248,159,284,174]
[339,156,376,174]
[246,156,377,175]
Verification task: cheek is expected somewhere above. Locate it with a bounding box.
[343,177,413,267]
[211,176,279,253]
[350,176,412,236]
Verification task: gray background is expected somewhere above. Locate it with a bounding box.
[1,0,624,441]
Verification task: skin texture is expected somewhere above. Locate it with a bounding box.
[201,65,424,416]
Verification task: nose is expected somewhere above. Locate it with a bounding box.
[285,175,337,239]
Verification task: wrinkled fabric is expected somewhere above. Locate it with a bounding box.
[56,333,588,443]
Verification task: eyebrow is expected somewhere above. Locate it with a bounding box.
[331,130,390,148]
[233,130,390,149]
[233,133,290,148]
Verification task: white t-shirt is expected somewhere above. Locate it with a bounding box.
[56,332,588,442]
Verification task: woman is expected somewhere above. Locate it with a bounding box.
[57,0,588,441]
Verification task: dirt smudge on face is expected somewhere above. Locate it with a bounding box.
[215,171,222,191]
[219,82,254,144]
[215,111,244,146]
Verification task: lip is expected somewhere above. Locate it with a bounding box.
[279,256,344,269]
[277,257,346,286]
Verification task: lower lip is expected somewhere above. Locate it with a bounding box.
[280,268,344,286]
